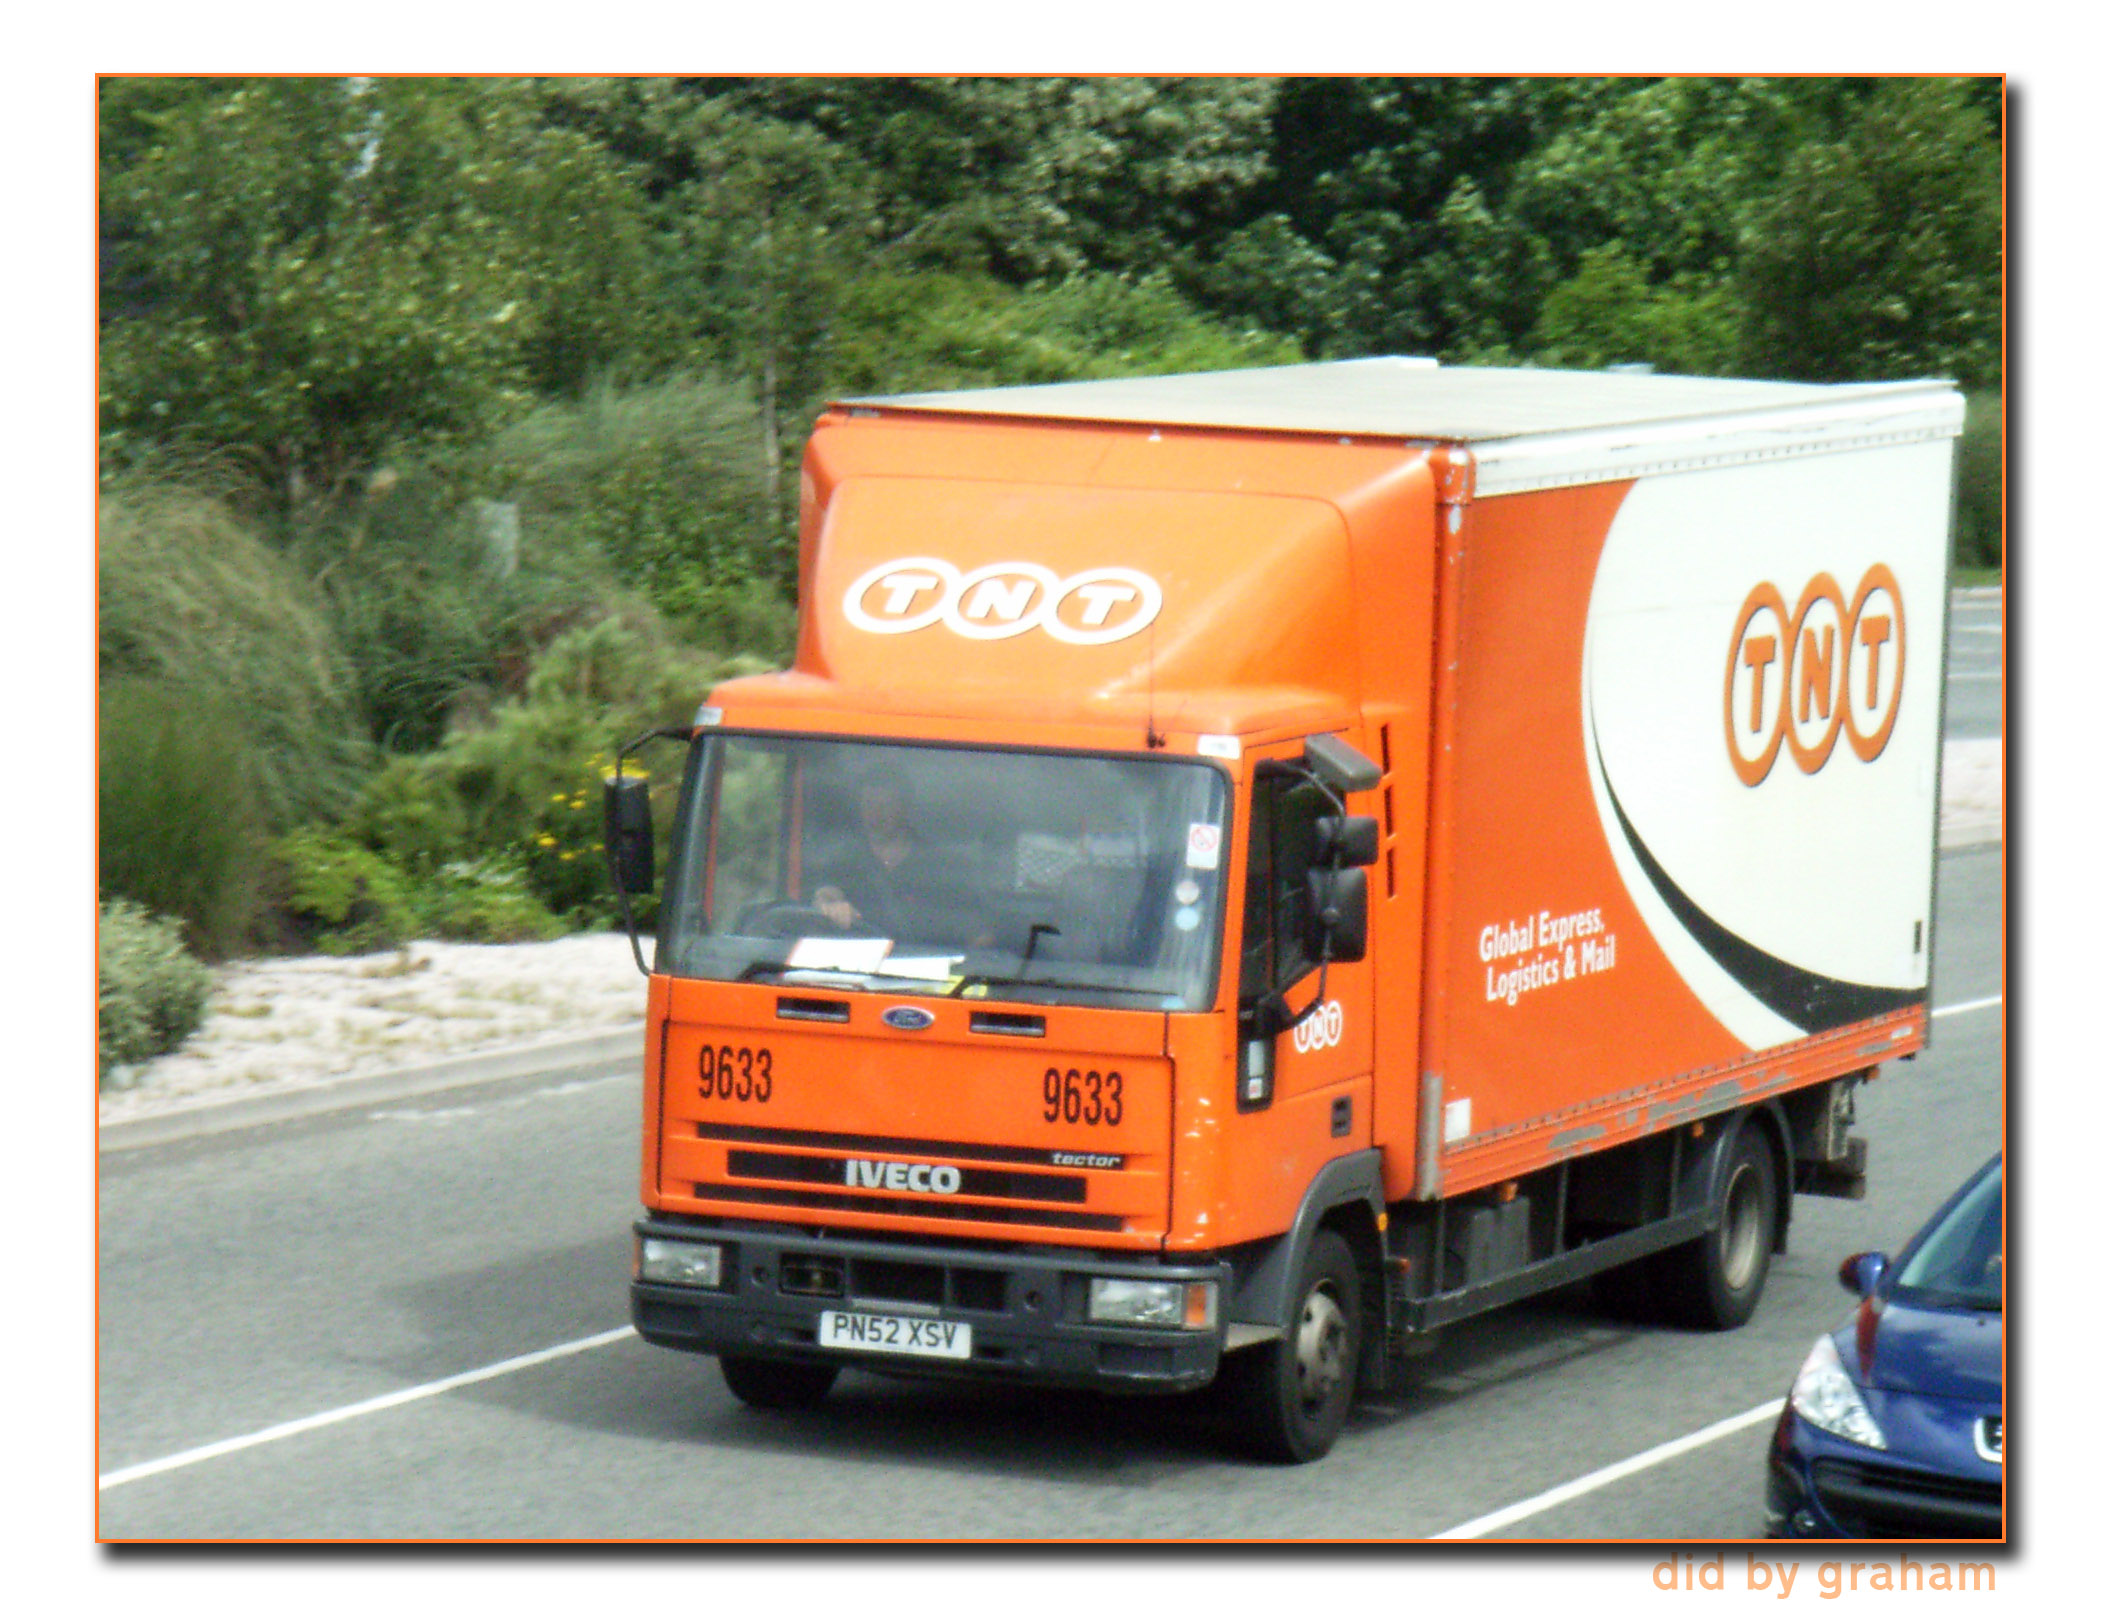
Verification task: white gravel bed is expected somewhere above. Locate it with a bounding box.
[99,931,648,1127]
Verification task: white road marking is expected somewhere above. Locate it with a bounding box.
[1932,994,2003,1019]
[1436,1400,1787,1538]
[98,1325,636,1491]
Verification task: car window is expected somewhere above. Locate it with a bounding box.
[1894,1162,2002,1311]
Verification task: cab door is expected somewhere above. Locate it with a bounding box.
[1224,752,1377,1233]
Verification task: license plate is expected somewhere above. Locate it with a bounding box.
[818,1309,973,1360]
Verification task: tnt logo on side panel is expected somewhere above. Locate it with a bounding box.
[1724,567,1905,786]
[843,556,1163,645]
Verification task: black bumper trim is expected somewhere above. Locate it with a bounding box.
[632,1218,1225,1392]
[1810,1458,2004,1539]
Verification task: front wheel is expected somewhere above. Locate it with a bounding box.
[1652,1125,1778,1330]
[1235,1230,1362,1463]
[719,1354,839,1410]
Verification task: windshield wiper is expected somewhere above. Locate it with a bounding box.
[949,966,1139,1000]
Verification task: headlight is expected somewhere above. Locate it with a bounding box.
[636,1236,724,1289]
[1087,1277,1217,1330]
[1789,1335,1887,1449]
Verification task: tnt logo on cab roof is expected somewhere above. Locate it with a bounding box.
[843,557,1163,645]
[1725,566,1906,786]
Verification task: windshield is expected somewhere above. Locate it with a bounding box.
[659,734,1232,1010]
[1893,1160,2002,1312]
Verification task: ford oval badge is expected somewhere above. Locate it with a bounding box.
[882,1006,936,1031]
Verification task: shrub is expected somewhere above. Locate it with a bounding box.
[480,378,792,656]
[99,678,268,959]
[98,480,371,828]
[99,899,210,1083]
[1953,391,2003,572]
[282,465,534,755]
[345,754,471,877]
[423,857,567,944]
[334,617,738,926]
[274,827,421,956]
[830,269,1304,398]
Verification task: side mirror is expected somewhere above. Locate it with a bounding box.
[1303,732,1381,796]
[1305,867,1369,963]
[1312,814,1379,869]
[1239,989,1292,1043]
[604,774,655,895]
[1838,1251,1889,1297]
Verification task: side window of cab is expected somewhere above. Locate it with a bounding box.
[1240,771,1328,999]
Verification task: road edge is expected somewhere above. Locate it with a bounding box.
[97,1024,645,1154]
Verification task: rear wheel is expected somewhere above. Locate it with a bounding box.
[1236,1230,1362,1463]
[1652,1126,1778,1329]
[719,1354,839,1410]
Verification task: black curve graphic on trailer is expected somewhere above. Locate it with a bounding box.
[1594,757,1924,1036]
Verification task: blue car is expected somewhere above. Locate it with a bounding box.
[1766,1154,2003,1538]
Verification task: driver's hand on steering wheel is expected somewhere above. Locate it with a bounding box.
[813,886,858,928]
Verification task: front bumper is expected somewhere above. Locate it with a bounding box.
[1766,1404,2003,1539]
[631,1215,1228,1392]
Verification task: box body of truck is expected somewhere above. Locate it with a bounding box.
[624,359,1960,1459]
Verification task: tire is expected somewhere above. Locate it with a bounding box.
[719,1354,839,1410]
[1236,1230,1362,1463]
[1652,1125,1778,1330]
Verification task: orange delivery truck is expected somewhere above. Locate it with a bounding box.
[607,358,1962,1461]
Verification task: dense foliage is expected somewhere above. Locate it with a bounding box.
[98,899,211,1081]
[97,76,2003,985]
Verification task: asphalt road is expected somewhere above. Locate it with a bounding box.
[96,841,2003,1542]
[1943,587,2003,742]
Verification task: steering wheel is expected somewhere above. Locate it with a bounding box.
[739,901,848,939]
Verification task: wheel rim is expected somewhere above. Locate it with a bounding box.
[1294,1283,1349,1411]
[1719,1161,1765,1291]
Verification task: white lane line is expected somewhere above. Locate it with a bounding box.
[1436,1399,1786,1539]
[1933,994,2003,1019]
[99,1325,636,1491]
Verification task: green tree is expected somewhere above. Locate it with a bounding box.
[654,101,874,524]
[1233,77,1623,356]
[100,77,662,504]
[1529,246,1742,376]
[681,77,1279,288]
[1738,78,2001,388]
[830,268,1303,397]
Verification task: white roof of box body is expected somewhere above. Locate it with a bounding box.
[847,358,1965,495]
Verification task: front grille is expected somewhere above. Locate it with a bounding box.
[688,1180,1124,1231]
[777,1252,845,1298]
[1812,1459,2003,1538]
[766,1248,1009,1312]
[726,1148,1088,1204]
[693,1121,1122,1171]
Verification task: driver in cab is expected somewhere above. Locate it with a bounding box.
[813,781,937,939]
